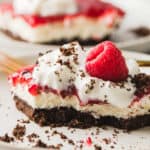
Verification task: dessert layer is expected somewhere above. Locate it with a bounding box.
[0,12,121,42]
[14,97,150,130]
[12,85,150,119]
[1,29,110,45]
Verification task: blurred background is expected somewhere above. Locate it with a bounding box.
[0,0,150,54]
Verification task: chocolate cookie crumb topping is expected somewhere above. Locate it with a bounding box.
[60,46,75,56]
[85,79,96,93]
[0,134,14,143]
[94,145,102,150]
[35,140,47,148]
[27,133,39,143]
[12,124,26,140]
[132,73,150,96]
[102,138,111,145]
[17,119,30,124]
[35,140,62,149]
[131,27,150,37]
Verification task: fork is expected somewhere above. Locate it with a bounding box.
[0,51,150,75]
[136,60,150,67]
[0,51,25,74]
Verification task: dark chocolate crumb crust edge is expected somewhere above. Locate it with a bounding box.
[1,29,110,45]
[14,96,150,131]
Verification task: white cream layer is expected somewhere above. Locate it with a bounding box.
[12,84,150,119]
[0,12,122,43]
[13,0,78,16]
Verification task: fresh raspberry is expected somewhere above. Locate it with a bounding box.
[86,41,128,82]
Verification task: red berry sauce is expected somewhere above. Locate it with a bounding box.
[8,65,34,86]
[28,84,40,96]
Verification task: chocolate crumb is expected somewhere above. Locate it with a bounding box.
[102,138,111,145]
[35,140,47,148]
[131,73,150,96]
[96,128,100,135]
[126,88,131,91]
[45,130,49,134]
[85,79,96,94]
[131,27,150,37]
[60,46,75,56]
[79,70,86,78]
[94,145,102,150]
[52,130,68,139]
[27,133,39,143]
[55,144,63,149]
[70,129,76,134]
[12,124,26,140]
[112,133,117,138]
[38,52,44,57]
[110,145,115,149]
[68,139,75,145]
[46,50,52,54]
[17,119,30,124]
[71,41,78,46]
[79,144,83,149]
[56,59,63,65]
[73,54,79,65]
[114,129,119,134]
[35,140,62,149]
[60,133,67,140]
[113,141,117,145]
[52,130,58,136]
[51,130,75,146]
[91,132,94,136]
[63,60,73,70]
[0,134,14,143]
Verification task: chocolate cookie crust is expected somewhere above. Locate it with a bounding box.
[14,96,150,131]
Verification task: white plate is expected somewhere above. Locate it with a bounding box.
[0,51,150,150]
[0,0,150,53]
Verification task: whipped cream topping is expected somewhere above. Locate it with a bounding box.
[32,42,140,108]
[126,59,140,77]
[13,0,78,16]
